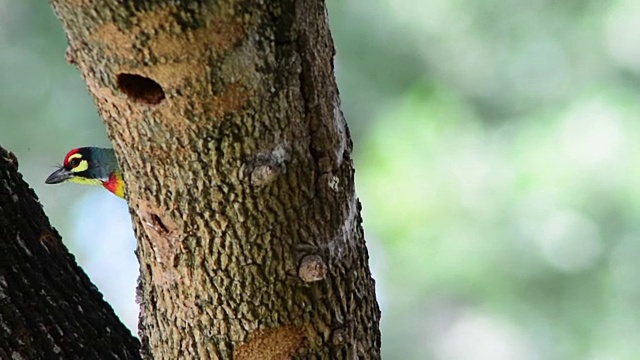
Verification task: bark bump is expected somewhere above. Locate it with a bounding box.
[242,144,290,187]
[298,254,327,283]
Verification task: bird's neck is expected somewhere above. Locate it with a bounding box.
[102,170,125,198]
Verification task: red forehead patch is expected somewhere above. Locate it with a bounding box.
[63,148,80,166]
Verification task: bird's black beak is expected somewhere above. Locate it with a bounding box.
[45,167,73,184]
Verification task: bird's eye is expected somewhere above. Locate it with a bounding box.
[68,158,81,168]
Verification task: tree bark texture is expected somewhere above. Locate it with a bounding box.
[50,0,381,359]
[0,146,141,359]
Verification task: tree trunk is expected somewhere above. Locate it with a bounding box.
[50,0,381,358]
[0,146,140,359]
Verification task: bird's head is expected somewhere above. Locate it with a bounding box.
[46,147,125,198]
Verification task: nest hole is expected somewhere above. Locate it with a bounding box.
[117,73,165,105]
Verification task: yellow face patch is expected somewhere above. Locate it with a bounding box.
[66,153,89,173]
[66,153,82,162]
[64,153,94,183]
[71,159,89,173]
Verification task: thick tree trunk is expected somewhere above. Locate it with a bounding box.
[0,146,140,359]
[50,0,381,358]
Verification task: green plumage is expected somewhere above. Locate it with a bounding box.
[80,147,120,182]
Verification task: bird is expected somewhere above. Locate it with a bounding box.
[45,147,125,198]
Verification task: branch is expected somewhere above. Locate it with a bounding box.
[0,146,140,358]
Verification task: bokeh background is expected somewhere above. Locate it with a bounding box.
[3,0,640,359]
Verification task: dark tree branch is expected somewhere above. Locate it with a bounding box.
[0,146,140,359]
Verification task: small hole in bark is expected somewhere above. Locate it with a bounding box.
[117,73,165,105]
[151,214,169,233]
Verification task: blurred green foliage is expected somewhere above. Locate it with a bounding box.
[2,0,640,358]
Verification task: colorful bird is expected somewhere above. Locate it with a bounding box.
[45,147,125,198]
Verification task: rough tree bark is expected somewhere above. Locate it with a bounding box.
[0,147,140,359]
[50,0,381,359]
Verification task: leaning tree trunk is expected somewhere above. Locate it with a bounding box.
[0,146,141,359]
[50,0,381,358]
